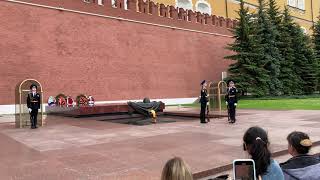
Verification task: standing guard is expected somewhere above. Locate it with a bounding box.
[199,80,209,123]
[27,84,41,129]
[225,80,238,123]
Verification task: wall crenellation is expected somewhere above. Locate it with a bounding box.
[7,0,237,35]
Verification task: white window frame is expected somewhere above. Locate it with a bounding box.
[297,0,305,10]
[287,0,305,10]
[195,0,212,15]
[288,0,295,7]
[175,0,193,11]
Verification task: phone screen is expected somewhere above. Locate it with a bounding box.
[234,161,255,180]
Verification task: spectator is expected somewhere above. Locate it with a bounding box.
[161,157,193,180]
[280,131,320,180]
[243,126,284,180]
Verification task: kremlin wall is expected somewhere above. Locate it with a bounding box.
[0,0,235,113]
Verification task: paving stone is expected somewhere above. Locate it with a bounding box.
[0,110,319,179]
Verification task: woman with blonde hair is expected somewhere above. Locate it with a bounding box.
[161,157,193,180]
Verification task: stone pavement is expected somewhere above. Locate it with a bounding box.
[0,109,319,180]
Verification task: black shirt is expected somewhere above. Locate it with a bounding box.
[27,93,41,109]
[225,87,238,103]
[200,89,208,103]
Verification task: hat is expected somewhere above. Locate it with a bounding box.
[227,80,235,85]
[200,80,206,85]
[30,84,37,89]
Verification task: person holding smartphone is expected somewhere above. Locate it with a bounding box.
[280,131,320,180]
[243,126,284,180]
[233,159,256,180]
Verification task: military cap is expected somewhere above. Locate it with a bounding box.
[30,84,37,89]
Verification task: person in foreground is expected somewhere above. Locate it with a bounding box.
[280,131,320,180]
[243,126,284,180]
[161,157,193,180]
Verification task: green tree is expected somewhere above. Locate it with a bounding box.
[267,0,282,28]
[225,0,269,96]
[267,0,292,94]
[291,24,318,94]
[255,0,282,95]
[312,17,320,91]
[277,7,300,94]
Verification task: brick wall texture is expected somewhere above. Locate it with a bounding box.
[0,1,233,105]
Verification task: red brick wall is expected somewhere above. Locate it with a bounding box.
[0,1,233,105]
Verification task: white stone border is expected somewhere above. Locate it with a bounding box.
[0,97,198,115]
[0,105,16,115]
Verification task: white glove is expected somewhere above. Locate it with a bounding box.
[28,108,32,113]
[235,103,237,106]
[225,101,228,105]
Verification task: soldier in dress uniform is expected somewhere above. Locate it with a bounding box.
[199,80,209,123]
[27,84,41,129]
[225,80,238,123]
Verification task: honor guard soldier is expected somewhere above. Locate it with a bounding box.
[225,80,238,123]
[199,80,209,123]
[27,84,41,129]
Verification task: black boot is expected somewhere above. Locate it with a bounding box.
[30,116,35,129]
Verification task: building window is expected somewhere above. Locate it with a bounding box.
[288,0,305,10]
[176,0,193,10]
[195,0,211,14]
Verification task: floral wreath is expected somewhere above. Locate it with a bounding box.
[76,94,88,106]
[55,93,67,106]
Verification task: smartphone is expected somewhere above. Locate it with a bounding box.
[233,159,256,180]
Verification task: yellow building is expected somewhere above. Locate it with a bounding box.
[154,0,319,34]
